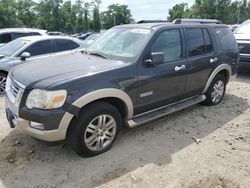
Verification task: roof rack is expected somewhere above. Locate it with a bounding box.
[137,20,169,24]
[173,19,223,24]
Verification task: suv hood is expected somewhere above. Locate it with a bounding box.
[234,33,250,41]
[11,51,127,87]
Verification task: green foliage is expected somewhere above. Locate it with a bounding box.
[168,0,250,24]
[0,0,134,33]
[101,4,134,29]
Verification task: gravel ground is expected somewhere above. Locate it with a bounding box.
[0,72,250,188]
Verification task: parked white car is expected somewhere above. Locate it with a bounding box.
[0,35,88,94]
[0,28,47,47]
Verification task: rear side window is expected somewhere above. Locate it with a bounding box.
[215,27,238,51]
[23,40,54,56]
[203,29,213,53]
[186,28,213,57]
[54,39,80,52]
[0,33,12,43]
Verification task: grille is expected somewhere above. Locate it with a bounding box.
[6,76,25,104]
[10,78,24,98]
[238,43,250,54]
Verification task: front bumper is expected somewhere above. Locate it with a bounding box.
[5,98,66,142]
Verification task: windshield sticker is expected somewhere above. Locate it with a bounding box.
[131,29,151,34]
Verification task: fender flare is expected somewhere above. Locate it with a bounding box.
[58,88,134,137]
[202,64,231,94]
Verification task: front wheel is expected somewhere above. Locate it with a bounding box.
[202,74,226,106]
[67,101,122,157]
[0,72,7,95]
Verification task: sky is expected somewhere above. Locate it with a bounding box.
[99,0,195,21]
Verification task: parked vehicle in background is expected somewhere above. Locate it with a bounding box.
[78,32,94,40]
[229,24,239,32]
[84,33,101,44]
[5,19,238,157]
[234,20,250,68]
[47,31,64,36]
[0,36,87,94]
[0,28,47,47]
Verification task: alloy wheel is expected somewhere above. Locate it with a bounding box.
[211,80,225,103]
[84,114,117,151]
[0,75,6,94]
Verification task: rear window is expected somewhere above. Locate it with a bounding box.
[0,33,11,43]
[215,27,238,51]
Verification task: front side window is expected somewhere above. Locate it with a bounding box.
[87,28,153,61]
[151,29,182,63]
[23,40,53,56]
[0,38,31,56]
[55,39,80,52]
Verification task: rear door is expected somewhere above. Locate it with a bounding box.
[184,27,217,96]
[136,27,188,114]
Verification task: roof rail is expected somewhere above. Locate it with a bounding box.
[137,20,169,24]
[173,19,223,24]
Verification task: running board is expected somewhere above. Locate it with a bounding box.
[127,95,206,128]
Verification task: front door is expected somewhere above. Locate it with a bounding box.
[136,28,187,114]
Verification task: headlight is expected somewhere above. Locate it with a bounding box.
[26,89,67,109]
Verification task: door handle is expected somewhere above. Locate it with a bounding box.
[210,57,218,64]
[175,65,186,71]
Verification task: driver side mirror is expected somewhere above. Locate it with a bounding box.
[20,52,31,61]
[144,52,164,67]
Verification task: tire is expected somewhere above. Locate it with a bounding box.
[201,74,227,106]
[0,72,7,95]
[67,101,122,157]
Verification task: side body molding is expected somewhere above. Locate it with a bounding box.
[57,88,134,138]
[202,64,232,94]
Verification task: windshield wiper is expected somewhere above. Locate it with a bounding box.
[89,51,109,59]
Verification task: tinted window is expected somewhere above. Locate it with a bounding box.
[55,39,80,52]
[151,29,182,62]
[202,29,213,53]
[23,40,53,56]
[215,27,238,51]
[186,28,206,57]
[0,33,11,43]
[12,32,41,40]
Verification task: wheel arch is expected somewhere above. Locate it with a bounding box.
[58,88,134,139]
[202,64,231,94]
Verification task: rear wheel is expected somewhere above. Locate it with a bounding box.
[202,74,226,106]
[67,101,122,157]
[0,72,7,95]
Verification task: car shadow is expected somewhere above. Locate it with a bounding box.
[0,93,248,188]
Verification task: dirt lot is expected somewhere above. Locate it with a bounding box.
[0,72,250,188]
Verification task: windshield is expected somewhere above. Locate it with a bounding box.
[87,27,152,61]
[0,38,31,56]
[234,20,250,34]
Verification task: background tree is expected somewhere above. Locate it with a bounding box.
[0,0,22,28]
[167,3,190,21]
[101,4,134,29]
